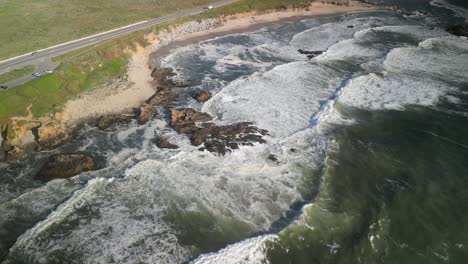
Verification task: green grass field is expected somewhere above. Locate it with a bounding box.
[0,66,35,85]
[0,0,313,125]
[0,0,213,60]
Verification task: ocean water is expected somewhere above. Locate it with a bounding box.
[1,1,468,263]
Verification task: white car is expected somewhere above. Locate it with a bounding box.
[204,5,213,10]
[32,72,41,77]
[45,69,53,74]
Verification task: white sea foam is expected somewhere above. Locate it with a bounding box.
[5,178,190,264]
[202,61,346,139]
[290,16,401,51]
[316,38,382,63]
[317,25,449,64]
[191,235,277,264]
[384,36,468,83]
[430,0,468,20]
[339,73,457,111]
[126,144,304,231]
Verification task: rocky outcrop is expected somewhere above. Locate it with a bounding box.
[170,108,213,133]
[138,104,158,125]
[193,122,268,155]
[151,67,176,83]
[96,114,135,130]
[193,90,212,102]
[298,49,323,59]
[6,121,41,147]
[447,24,468,37]
[168,108,268,155]
[35,154,97,182]
[34,120,73,151]
[153,136,179,149]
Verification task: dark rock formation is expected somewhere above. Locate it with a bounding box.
[168,108,268,155]
[170,108,213,132]
[36,132,73,151]
[151,67,176,83]
[193,90,212,103]
[447,24,468,37]
[35,154,97,182]
[173,81,190,88]
[136,67,188,125]
[138,104,158,125]
[148,85,179,109]
[194,122,268,155]
[153,136,179,149]
[298,49,323,59]
[268,154,279,162]
[6,146,24,161]
[96,114,134,130]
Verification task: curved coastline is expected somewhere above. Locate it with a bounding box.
[0,0,374,161]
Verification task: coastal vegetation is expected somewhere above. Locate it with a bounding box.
[0,65,35,85]
[0,0,213,60]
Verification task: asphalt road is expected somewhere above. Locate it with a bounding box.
[0,0,239,90]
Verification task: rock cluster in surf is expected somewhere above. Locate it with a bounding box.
[93,67,269,155]
[35,154,96,182]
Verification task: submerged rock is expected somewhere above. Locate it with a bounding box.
[153,136,179,149]
[96,114,134,130]
[35,154,96,182]
[36,132,73,151]
[173,81,190,88]
[298,49,323,59]
[447,24,468,37]
[193,90,212,102]
[6,146,25,161]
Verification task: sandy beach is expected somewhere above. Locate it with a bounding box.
[60,0,374,127]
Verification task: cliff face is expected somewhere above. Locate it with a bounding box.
[0,115,73,161]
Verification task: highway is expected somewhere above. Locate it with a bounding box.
[0,0,239,89]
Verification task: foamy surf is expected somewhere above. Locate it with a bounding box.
[2,4,468,263]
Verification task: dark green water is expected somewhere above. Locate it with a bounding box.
[267,96,468,263]
[448,0,468,9]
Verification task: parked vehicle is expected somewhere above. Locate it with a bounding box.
[0,85,8,89]
[45,69,53,74]
[32,72,41,77]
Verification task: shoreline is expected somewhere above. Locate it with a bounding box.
[150,1,374,67]
[60,1,374,128]
[1,0,374,160]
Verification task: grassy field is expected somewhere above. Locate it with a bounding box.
[0,66,35,85]
[0,0,213,60]
[0,0,314,124]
